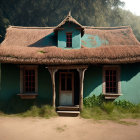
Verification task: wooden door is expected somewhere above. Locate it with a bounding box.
[59,72,74,106]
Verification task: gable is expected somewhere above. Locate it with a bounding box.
[57,23,81,49]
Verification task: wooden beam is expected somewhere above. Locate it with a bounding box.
[48,68,57,108]
[77,68,87,111]
[48,65,88,70]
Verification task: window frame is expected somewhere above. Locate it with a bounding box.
[102,65,121,99]
[59,72,74,92]
[66,32,72,48]
[18,65,38,99]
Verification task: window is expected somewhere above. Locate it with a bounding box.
[66,33,72,47]
[18,65,38,99]
[60,72,73,91]
[105,70,117,93]
[103,66,121,99]
[24,69,35,93]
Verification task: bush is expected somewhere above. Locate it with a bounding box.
[83,94,105,107]
[114,100,135,109]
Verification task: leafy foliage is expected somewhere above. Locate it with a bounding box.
[83,94,105,107]
[82,94,140,120]
[114,100,135,109]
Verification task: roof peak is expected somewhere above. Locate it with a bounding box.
[68,11,71,17]
[54,12,85,36]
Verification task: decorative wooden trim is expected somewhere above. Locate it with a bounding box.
[19,65,38,97]
[47,65,88,70]
[17,94,38,99]
[59,72,74,105]
[102,65,121,99]
[77,68,87,111]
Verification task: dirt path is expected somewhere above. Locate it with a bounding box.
[0,116,140,140]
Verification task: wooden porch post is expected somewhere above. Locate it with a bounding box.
[48,68,57,108]
[77,68,87,111]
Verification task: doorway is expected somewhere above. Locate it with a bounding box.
[59,72,74,106]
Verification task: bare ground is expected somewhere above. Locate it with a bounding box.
[0,116,140,140]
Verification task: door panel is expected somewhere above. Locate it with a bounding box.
[60,92,73,106]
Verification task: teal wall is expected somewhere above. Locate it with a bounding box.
[0,64,140,104]
[84,66,102,98]
[0,64,53,103]
[115,64,140,104]
[81,34,108,48]
[84,64,140,104]
[38,66,52,104]
[58,23,81,49]
[0,64,20,100]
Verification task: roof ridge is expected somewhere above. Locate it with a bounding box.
[8,25,130,30]
[8,26,55,29]
[84,26,130,30]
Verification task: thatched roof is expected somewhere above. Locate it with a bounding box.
[0,25,140,65]
[54,12,85,36]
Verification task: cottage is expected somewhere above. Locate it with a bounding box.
[0,13,140,114]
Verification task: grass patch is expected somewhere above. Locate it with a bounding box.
[81,95,140,123]
[0,95,57,118]
[21,105,57,118]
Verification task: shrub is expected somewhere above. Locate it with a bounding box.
[83,94,105,107]
[114,100,135,109]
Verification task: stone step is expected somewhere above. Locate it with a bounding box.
[57,111,80,117]
[56,106,79,111]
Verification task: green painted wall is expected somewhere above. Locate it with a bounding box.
[58,23,81,49]
[84,64,140,104]
[0,64,53,103]
[81,34,108,48]
[0,64,140,104]
[0,64,20,100]
[83,66,102,98]
[38,66,52,104]
[115,64,140,104]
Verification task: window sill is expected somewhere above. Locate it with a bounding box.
[17,94,38,99]
[103,93,122,99]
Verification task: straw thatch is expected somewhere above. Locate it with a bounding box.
[54,12,85,36]
[0,25,140,65]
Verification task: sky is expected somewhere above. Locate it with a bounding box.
[122,0,140,16]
